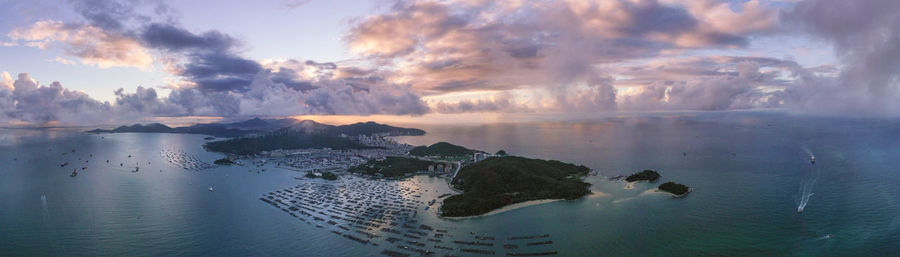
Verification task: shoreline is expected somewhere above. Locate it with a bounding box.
[442,199,564,220]
[639,188,692,198]
[624,181,637,189]
[443,190,607,220]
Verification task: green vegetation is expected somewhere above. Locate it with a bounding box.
[409,142,476,157]
[495,150,508,156]
[625,169,660,182]
[440,156,592,217]
[333,121,425,136]
[213,158,235,165]
[658,182,690,196]
[204,133,376,155]
[349,156,438,178]
[305,171,338,180]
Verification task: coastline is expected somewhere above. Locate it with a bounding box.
[624,181,637,189]
[639,188,692,198]
[443,190,607,219]
[442,199,563,220]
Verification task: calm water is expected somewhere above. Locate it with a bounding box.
[2,111,900,256]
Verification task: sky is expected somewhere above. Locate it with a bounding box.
[0,0,898,126]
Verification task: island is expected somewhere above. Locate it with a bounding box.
[409,142,478,157]
[658,182,691,197]
[348,156,439,178]
[625,169,660,182]
[440,156,592,217]
[213,158,236,165]
[306,171,338,180]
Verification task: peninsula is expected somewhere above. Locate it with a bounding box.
[349,156,439,178]
[200,120,422,155]
[440,156,592,217]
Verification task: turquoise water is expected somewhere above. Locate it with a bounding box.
[2,112,900,256]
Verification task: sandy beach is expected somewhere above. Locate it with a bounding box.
[639,188,691,198]
[443,199,563,220]
[444,190,609,219]
[624,181,637,189]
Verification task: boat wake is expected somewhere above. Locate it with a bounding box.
[41,193,51,226]
[813,234,836,241]
[796,147,819,214]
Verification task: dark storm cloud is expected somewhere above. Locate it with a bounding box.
[181,53,263,92]
[139,23,235,51]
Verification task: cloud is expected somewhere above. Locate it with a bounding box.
[782,0,900,116]
[0,70,430,126]
[139,23,236,51]
[0,73,113,124]
[345,0,780,113]
[431,92,530,113]
[283,0,313,9]
[1,0,433,126]
[8,20,154,68]
[619,59,784,111]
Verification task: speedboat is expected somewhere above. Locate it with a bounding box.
[797,206,804,213]
[208,186,214,192]
[810,156,815,163]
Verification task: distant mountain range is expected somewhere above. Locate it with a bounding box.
[85,118,426,138]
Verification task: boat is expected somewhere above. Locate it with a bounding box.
[208,186,214,191]
[810,156,815,164]
[825,233,835,239]
[60,162,68,167]
[70,169,78,177]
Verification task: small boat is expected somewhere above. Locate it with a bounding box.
[70,169,78,177]
[60,162,68,167]
[810,156,815,164]
[208,186,214,192]
[825,233,835,239]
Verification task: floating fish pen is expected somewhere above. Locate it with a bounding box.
[452,241,494,247]
[380,249,410,257]
[405,241,425,247]
[460,249,495,255]
[434,245,453,251]
[508,234,550,240]
[526,241,553,246]
[506,251,558,256]
[257,177,559,255]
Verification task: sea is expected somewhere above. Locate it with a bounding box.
[2,111,900,256]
